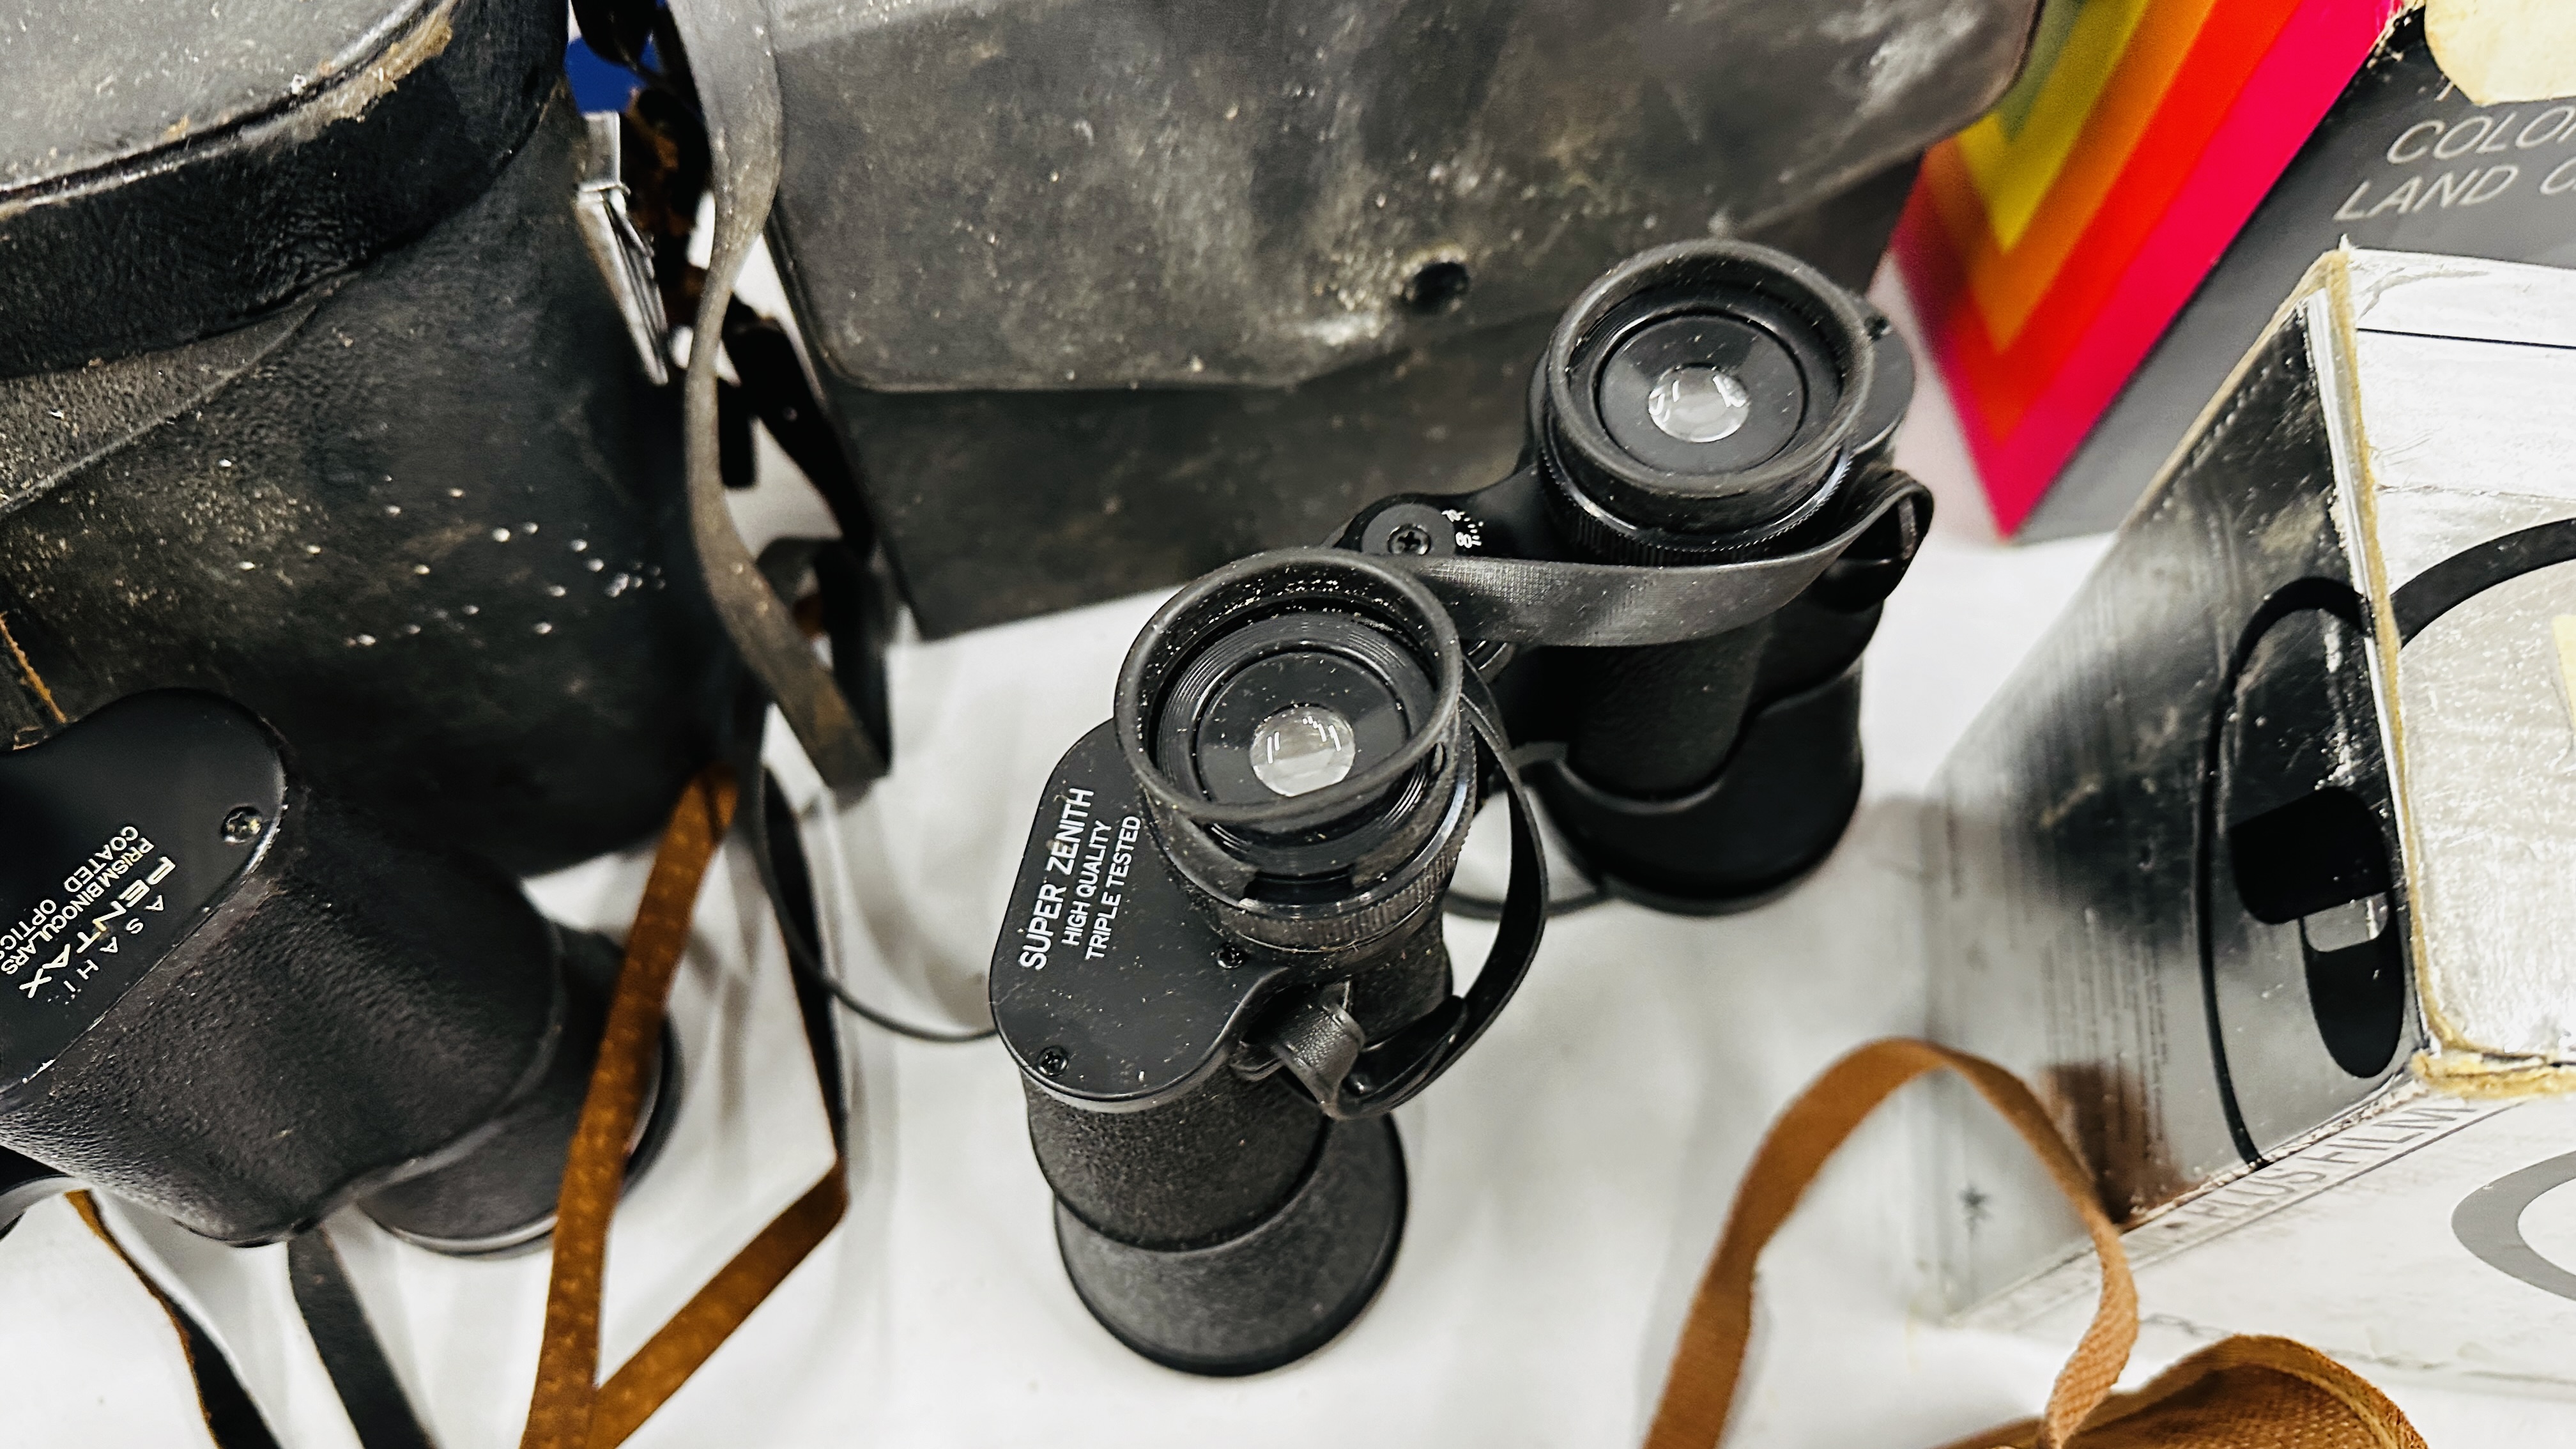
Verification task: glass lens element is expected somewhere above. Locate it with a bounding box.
[1646,365,1751,443]
[1249,704,1359,797]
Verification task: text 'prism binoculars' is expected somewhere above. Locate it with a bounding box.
[988,240,1931,1374]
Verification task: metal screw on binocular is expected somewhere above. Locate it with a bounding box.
[0,692,675,1252]
[988,240,1931,1374]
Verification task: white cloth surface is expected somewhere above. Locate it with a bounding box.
[0,268,2566,1446]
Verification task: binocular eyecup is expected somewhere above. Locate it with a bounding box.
[1117,550,1476,958]
[1536,240,1878,559]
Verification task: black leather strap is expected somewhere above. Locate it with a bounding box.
[187,1307,290,1449]
[1392,467,1929,648]
[1319,671,1550,1120]
[722,302,876,553]
[572,0,659,68]
[288,1230,439,1449]
[740,758,857,1154]
[666,0,884,795]
[63,1191,286,1449]
[755,537,895,765]
[751,766,993,1046]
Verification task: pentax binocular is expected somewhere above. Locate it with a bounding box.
[990,240,1931,1373]
[0,692,674,1252]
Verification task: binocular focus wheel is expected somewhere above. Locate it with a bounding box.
[1053,1116,1406,1377]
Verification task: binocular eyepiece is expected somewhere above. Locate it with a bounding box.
[1537,241,1880,555]
[993,239,1928,1376]
[1117,551,1475,956]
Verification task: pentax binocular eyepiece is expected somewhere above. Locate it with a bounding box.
[1116,550,1473,954]
[1537,240,1878,556]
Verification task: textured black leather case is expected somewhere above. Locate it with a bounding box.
[0,0,733,873]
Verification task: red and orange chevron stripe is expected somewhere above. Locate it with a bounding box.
[1894,0,2407,533]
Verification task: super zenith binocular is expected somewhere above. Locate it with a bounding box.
[990,239,1931,1374]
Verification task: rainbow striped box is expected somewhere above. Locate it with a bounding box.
[1895,3,2576,538]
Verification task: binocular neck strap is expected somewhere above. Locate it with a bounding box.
[1642,1040,2136,1449]
[1303,675,1549,1121]
[1641,1041,2432,1449]
[287,1230,437,1449]
[520,765,851,1449]
[63,1192,284,1449]
[668,0,886,795]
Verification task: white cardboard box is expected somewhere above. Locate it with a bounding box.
[1929,248,2576,1389]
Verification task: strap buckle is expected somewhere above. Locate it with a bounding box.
[573,114,672,387]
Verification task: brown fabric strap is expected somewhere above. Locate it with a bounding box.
[68,1190,208,1390]
[587,1170,847,1445]
[2050,1335,2426,1449]
[1933,1332,2430,1449]
[1642,1039,2138,1449]
[518,765,849,1449]
[68,1190,283,1449]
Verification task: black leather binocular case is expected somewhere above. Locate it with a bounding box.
[0,692,674,1253]
[988,240,1929,1375]
[0,0,733,877]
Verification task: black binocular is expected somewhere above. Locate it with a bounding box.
[989,240,1930,1374]
[0,691,673,1252]
[0,0,2018,1424]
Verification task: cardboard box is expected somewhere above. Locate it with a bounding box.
[1927,248,2576,1386]
[1897,6,2576,540]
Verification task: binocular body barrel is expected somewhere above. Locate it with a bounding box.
[1514,598,1885,902]
[0,693,657,1248]
[1024,912,1450,1372]
[1026,1070,1328,1255]
[1521,567,1891,910]
[1560,625,1774,798]
[1025,910,1450,1250]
